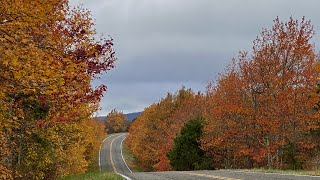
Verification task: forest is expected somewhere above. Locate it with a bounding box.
[127,17,320,171]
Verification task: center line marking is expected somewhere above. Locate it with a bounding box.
[109,134,127,173]
[99,134,118,171]
[107,133,132,180]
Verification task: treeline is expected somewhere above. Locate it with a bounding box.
[0,0,115,179]
[127,17,320,171]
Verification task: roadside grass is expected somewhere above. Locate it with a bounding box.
[59,170,123,180]
[122,140,144,172]
[246,168,320,176]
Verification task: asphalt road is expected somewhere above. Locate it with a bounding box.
[100,133,320,180]
[127,170,320,180]
[99,133,132,175]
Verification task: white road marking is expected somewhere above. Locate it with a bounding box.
[120,136,133,173]
[109,133,132,180]
[99,133,119,171]
[110,135,122,173]
[118,173,132,180]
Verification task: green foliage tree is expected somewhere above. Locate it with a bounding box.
[167,117,213,171]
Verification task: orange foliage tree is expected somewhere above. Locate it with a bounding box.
[105,109,129,133]
[127,87,205,170]
[0,0,114,179]
[202,17,319,169]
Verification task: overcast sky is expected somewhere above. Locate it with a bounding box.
[71,0,320,116]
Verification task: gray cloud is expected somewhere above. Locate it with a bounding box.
[71,0,320,115]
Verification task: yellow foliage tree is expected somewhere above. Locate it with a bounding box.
[0,0,114,179]
[105,109,129,134]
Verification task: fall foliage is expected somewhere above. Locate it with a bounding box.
[105,109,129,134]
[0,0,115,179]
[127,87,204,171]
[127,17,320,171]
[202,17,318,169]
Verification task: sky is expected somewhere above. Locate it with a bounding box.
[70,0,320,116]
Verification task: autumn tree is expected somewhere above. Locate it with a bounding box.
[105,109,129,133]
[201,17,319,169]
[155,91,206,170]
[127,87,199,170]
[240,17,318,169]
[127,103,161,170]
[0,0,115,179]
[201,67,253,169]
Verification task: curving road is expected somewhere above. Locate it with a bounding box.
[100,133,320,180]
[99,133,132,177]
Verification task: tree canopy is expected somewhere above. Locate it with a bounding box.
[105,109,129,134]
[0,0,115,179]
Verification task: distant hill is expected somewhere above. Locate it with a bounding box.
[125,112,142,121]
[95,112,142,122]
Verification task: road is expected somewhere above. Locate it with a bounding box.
[99,133,132,175]
[100,133,320,180]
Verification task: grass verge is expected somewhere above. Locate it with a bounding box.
[59,170,123,180]
[247,168,320,176]
[122,140,144,172]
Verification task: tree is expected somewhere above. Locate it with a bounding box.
[238,17,318,169]
[156,91,205,170]
[126,87,197,170]
[167,117,213,170]
[105,109,129,133]
[0,0,115,178]
[201,67,252,169]
[201,17,319,169]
